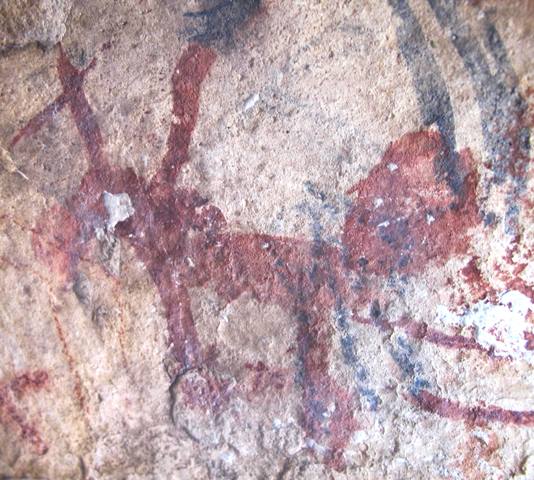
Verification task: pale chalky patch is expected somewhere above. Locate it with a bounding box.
[436,291,534,363]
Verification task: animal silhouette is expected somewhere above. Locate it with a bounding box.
[8,40,533,470]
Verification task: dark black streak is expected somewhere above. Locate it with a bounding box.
[398,254,410,268]
[427,0,527,187]
[168,367,198,426]
[388,0,463,195]
[79,456,88,480]
[299,199,382,412]
[335,305,381,411]
[389,337,431,395]
[390,337,416,377]
[370,300,381,320]
[483,211,496,227]
[304,180,327,202]
[357,257,368,268]
[184,0,260,46]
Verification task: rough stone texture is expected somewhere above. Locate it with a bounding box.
[0,0,72,52]
[0,1,533,479]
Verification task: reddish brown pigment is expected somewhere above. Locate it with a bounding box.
[11,46,103,171]
[180,370,232,413]
[343,130,479,275]
[50,304,86,410]
[354,307,487,353]
[495,234,534,301]
[0,253,87,414]
[11,43,534,470]
[242,361,287,400]
[0,371,49,454]
[395,315,485,352]
[32,204,82,282]
[9,370,48,397]
[461,256,496,303]
[412,389,534,426]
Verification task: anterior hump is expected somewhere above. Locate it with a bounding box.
[342,130,479,276]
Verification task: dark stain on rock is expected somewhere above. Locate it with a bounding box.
[428,0,528,186]
[335,305,381,411]
[524,332,534,351]
[370,300,381,321]
[390,336,417,377]
[73,271,92,306]
[389,0,462,194]
[427,0,530,239]
[483,211,496,227]
[184,0,261,47]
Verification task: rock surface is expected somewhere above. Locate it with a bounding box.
[0,1,533,479]
[0,0,72,52]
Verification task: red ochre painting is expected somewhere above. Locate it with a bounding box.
[0,1,533,479]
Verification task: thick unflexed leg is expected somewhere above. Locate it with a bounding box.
[151,265,201,371]
[144,44,216,370]
[296,308,357,469]
[151,44,216,187]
